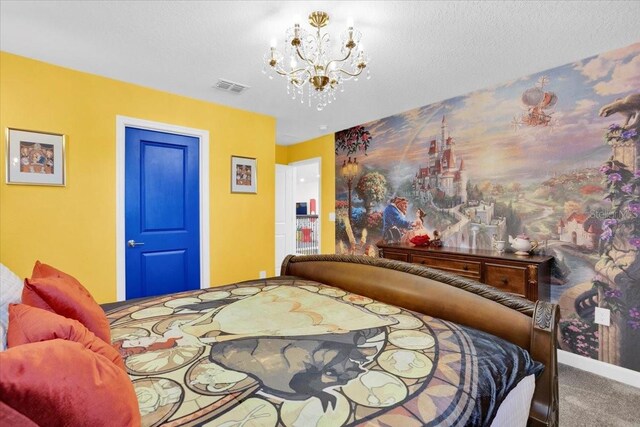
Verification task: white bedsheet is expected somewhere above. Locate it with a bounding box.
[490,374,536,427]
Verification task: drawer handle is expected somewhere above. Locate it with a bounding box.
[502,277,509,284]
[463,265,469,271]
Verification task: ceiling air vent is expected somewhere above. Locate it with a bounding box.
[214,79,249,94]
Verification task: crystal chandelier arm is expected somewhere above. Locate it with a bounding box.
[267,47,310,78]
[271,67,312,87]
[273,66,310,77]
[295,68,314,86]
[290,72,311,87]
[334,65,366,78]
[325,48,354,73]
[294,44,316,68]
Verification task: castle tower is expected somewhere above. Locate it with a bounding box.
[428,139,438,168]
[441,115,448,153]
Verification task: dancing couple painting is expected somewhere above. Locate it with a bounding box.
[381,196,429,244]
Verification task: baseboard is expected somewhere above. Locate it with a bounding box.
[558,349,640,388]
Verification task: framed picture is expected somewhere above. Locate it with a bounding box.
[231,155,257,194]
[6,128,66,186]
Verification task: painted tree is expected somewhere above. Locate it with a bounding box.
[355,172,388,213]
[478,180,493,194]
[510,182,522,193]
[335,125,373,156]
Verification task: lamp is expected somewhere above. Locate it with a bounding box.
[341,157,359,221]
[264,11,370,111]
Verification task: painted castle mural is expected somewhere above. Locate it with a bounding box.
[335,43,640,372]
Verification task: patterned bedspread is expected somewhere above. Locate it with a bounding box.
[106,277,542,427]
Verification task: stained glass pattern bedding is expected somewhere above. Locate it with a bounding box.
[106,277,542,426]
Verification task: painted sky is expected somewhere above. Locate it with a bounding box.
[341,42,640,187]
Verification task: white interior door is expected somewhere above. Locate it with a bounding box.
[290,158,322,254]
[275,164,296,274]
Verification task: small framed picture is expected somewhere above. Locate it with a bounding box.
[231,155,257,194]
[6,128,66,186]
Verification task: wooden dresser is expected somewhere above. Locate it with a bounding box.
[376,243,553,302]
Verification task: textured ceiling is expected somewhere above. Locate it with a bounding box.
[1,1,639,145]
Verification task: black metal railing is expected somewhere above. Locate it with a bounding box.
[296,215,319,255]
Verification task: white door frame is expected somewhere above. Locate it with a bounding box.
[275,164,296,274]
[289,157,322,252]
[115,115,210,301]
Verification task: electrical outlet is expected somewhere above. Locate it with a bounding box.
[329,212,336,222]
[594,307,610,326]
[259,271,267,279]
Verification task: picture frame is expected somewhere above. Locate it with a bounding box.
[231,155,257,194]
[6,128,66,186]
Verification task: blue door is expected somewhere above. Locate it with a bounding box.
[125,127,200,299]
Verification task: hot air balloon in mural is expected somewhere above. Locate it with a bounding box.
[511,76,558,129]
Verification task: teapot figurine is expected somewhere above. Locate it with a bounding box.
[508,234,538,255]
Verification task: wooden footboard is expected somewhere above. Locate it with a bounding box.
[282,254,560,427]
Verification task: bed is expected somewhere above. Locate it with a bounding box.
[103,254,559,427]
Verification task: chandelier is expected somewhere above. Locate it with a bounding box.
[263,11,370,111]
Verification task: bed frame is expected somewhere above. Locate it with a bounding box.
[281,254,559,427]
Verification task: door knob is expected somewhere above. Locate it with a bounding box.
[127,240,145,248]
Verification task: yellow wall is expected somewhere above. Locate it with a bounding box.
[0,52,276,303]
[275,145,288,164]
[280,135,336,253]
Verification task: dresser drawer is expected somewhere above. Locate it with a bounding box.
[484,263,526,296]
[412,255,481,279]
[383,251,409,262]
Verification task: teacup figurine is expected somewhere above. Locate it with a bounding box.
[493,240,506,253]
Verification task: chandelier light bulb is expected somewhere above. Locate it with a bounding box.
[347,17,354,28]
[270,38,277,48]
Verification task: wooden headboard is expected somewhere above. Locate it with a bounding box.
[282,254,559,427]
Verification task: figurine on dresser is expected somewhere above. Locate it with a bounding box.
[509,234,538,255]
[431,230,443,247]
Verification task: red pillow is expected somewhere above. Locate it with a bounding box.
[22,261,111,343]
[0,339,140,427]
[0,401,38,427]
[31,260,72,279]
[7,303,125,371]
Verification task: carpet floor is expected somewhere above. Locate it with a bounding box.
[559,363,640,426]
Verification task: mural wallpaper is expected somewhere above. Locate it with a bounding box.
[335,43,640,371]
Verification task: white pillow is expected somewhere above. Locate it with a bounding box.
[1,263,24,351]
